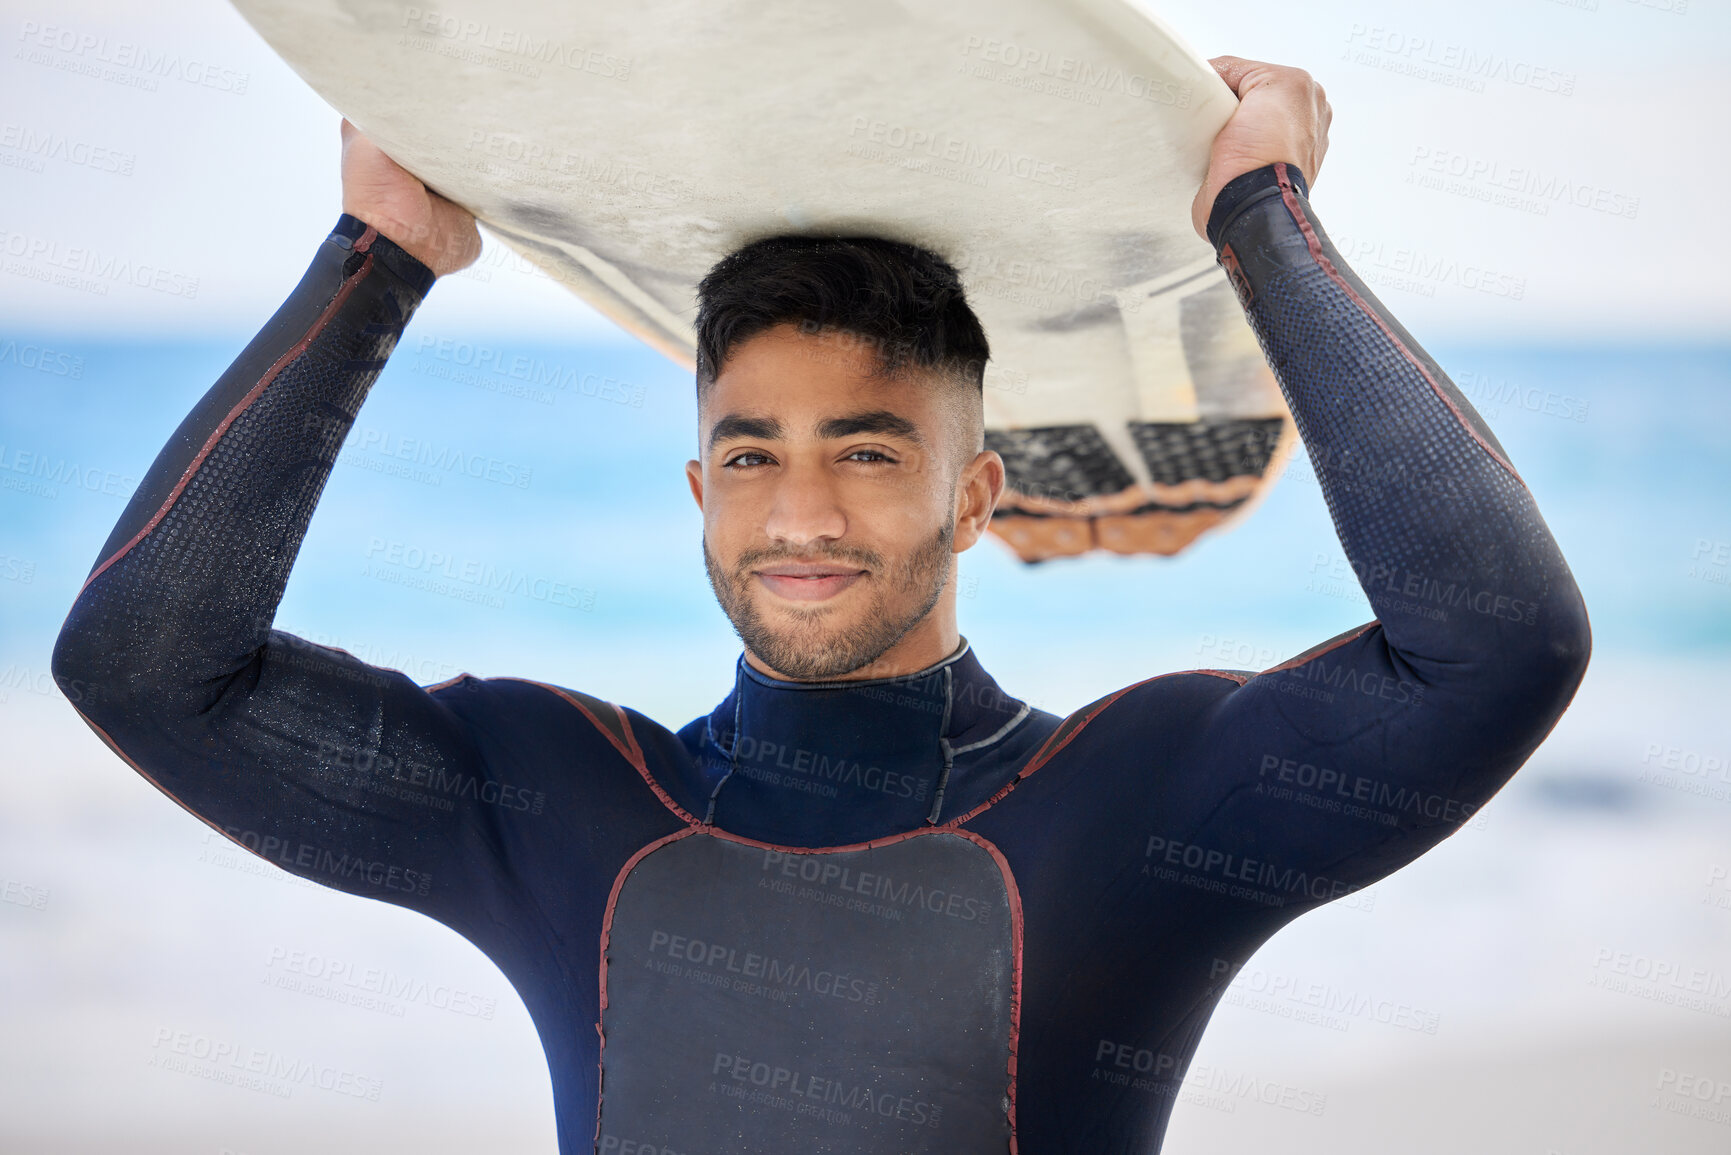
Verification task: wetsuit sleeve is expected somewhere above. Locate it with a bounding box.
[50,216,496,920]
[1143,164,1592,908]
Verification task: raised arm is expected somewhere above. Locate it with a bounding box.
[1148,60,1591,909]
[49,125,498,919]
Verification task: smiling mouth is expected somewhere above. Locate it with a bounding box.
[752,563,869,602]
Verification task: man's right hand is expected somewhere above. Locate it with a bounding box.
[340,118,482,277]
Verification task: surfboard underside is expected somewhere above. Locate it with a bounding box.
[231,0,1295,559]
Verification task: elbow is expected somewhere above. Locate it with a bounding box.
[51,604,105,717]
[1535,590,1592,703]
[50,594,133,718]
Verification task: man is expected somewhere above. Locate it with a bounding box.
[52,56,1589,1153]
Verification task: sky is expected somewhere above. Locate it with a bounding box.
[0,0,1726,342]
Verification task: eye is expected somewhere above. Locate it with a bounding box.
[844,448,896,464]
[723,450,774,469]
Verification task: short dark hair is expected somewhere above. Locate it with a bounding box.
[693,235,990,395]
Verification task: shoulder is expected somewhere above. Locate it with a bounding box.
[423,672,668,770]
[1029,669,1249,767]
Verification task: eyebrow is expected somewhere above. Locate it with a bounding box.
[706,409,924,451]
[707,414,783,451]
[817,410,924,444]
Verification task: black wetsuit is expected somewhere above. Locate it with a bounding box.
[52,164,1590,1154]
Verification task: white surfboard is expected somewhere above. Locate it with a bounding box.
[231,0,1297,560]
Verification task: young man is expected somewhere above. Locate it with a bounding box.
[52,57,1588,1153]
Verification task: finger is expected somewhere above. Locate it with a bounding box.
[1207,55,1271,96]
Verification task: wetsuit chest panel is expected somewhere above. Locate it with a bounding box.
[597,829,1018,1152]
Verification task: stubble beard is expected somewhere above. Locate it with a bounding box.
[703,520,955,681]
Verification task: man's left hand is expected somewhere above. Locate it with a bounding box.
[1191,56,1332,240]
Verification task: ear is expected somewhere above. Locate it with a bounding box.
[685,458,705,512]
[952,449,1005,553]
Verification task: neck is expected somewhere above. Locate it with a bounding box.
[696,639,1031,847]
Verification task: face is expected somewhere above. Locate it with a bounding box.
[686,323,1003,682]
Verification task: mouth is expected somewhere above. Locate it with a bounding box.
[752,562,869,603]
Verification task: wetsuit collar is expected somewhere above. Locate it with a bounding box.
[697,639,1030,847]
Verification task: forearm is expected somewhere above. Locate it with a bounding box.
[1206,165,1590,676]
[54,214,434,715]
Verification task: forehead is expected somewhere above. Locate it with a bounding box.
[701,323,948,432]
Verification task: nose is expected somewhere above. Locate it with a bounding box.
[761,461,848,548]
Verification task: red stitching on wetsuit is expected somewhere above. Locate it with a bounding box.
[1260,621,1378,675]
[58,227,390,865]
[422,672,470,693]
[69,709,256,852]
[943,667,1256,826]
[511,678,701,827]
[1271,162,1523,486]
[950,826,1025,1153]
[76,226,382,598]
[593,825,703,1152]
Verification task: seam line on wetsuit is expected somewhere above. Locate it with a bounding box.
[1267,161,1524,485]
[57,229,386,855]
[927,664,958,824]
[949,701,1033,758]
[76,226,381,597]
[1260,620,1379,676]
